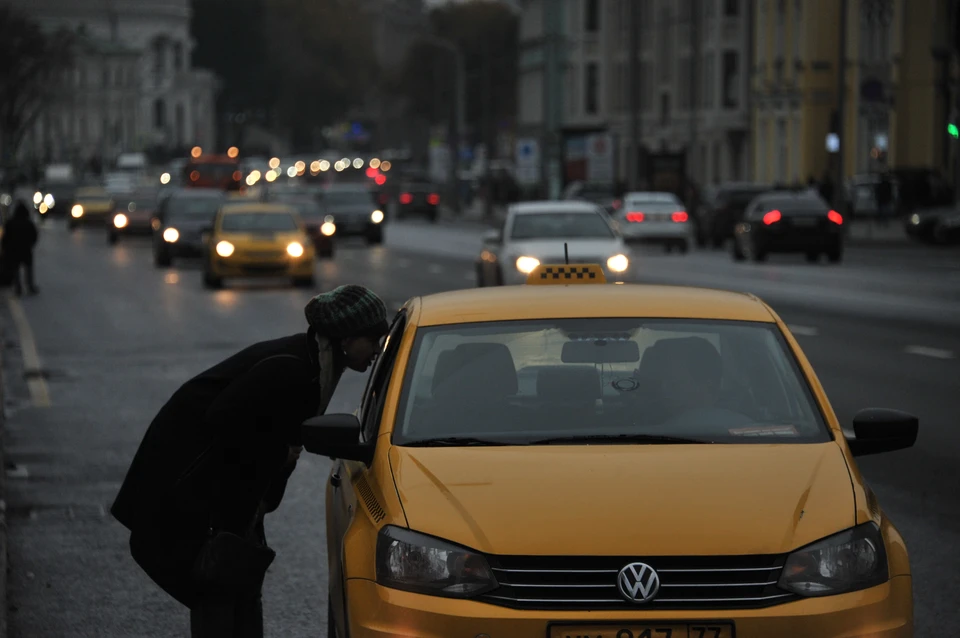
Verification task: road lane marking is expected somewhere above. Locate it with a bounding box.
[787,325,819,336]
[904,346,955,360]
[427,264,444,275]
[7,297,51,408]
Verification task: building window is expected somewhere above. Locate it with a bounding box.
[659,7,673,83]
[793,0,803,62]
[722,51,739,108]
[660,93,670,125]
[585,0,600,33]
[153,39,165,78]
[776,0,785,60]
[585,62,599,114]
[153,98,166,129]
[703,53,715,108]
[176,103,185,146]
[724,0,739,16]
[678,57,691,109]
[712,142,722,184]
[641,61,652,112]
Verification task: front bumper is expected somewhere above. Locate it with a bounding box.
[622,224,692,242]
[70,209,111,224]
[501,263,629,285]
[209,255,314,278]
[752,226,843,252]
[336,217,382,236]
[345,575,912,638]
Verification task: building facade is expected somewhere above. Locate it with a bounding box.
[517,0,753,192]
[12,0,219,167]
[752,0,959,186]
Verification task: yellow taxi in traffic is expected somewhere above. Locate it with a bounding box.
[302,262,917,638]
[202,202,315,289]
[69,187,114,229]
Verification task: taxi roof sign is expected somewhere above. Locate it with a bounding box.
[526,263,607,285]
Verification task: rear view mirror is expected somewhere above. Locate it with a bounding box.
[844,408,918,457]
[301,413,373,464]
[482,229,501,244]
[561,339,640,364]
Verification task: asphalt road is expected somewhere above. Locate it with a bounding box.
[2,218,958,637]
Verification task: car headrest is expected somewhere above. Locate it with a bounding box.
[432,342,518,399]
[536,366,601,402]
[638,337,722,383]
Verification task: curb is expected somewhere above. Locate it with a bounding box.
[0,304,7,638]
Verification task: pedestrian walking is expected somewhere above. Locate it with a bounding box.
[0,202,40,296]
[111,284,390,637]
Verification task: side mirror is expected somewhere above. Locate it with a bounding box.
[844,408,918,457]
[482,229,501,244]
[301,413,373,464]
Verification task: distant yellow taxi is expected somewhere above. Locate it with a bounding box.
[303,263,916,638]
[69,187,114,229]
[202,202,315,289]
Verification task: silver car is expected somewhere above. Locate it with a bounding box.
[475,200,632,286]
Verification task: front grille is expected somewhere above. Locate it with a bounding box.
[478,554,797,611]
[237,249,286,260]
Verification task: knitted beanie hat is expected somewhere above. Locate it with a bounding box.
[304,285,389,339]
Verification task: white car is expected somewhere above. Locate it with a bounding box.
[617,191,693,253]
[475,200,631,286]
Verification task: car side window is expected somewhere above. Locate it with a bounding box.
[359,311,408,443]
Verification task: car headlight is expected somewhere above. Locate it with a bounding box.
[320,221,336,236]
[515,256,540,274]
[778,522,888,597]
[371,209,384,224]
[33,192,43,205]
[287,241,304,257]
[607,253,629,272]
[113,214,128,229]
[216,240,235,257]
[375,526,498,598]
[163,227,180,243]
[910,213,920,225]
[71,204,84,218]
[43,193,55,208]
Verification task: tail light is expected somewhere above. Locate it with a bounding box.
[671,211,689,222]
[625,212,645,222]
[375,174,386,186]
[400,193,413,204]
[827,210,843,225]
[232,171,242,181]
[763,210,782,225]
[427,193,440,205]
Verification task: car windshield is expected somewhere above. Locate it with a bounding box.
[281,199,324,219]
[623,201,681,214]
[322,190,373,207]
[168,196,222,220]
[221,212,298,231]
[510,212,614,240]
[393,319,829,446]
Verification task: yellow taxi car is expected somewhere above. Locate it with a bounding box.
[202,202,315,289]
[69,187,114,230]
[302,263,917,638]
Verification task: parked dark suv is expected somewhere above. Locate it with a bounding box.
[696,182,771,248]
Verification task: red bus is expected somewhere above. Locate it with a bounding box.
[183,155,243,191]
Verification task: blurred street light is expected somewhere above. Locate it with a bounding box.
[310,160,322,173]
[319,160,331,172]
[287,166,298,177]
[160,172,171,185]
[353,158,363,168]
[269,157,281,169]
[227,147,240,159]
[265,170,278,183]
[380,161,392,172]
[191,146,203,158]
[370,158,381,169]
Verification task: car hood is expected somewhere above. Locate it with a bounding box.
[506,238,626,260]
[217,230,304,245]
[389,443,855,556]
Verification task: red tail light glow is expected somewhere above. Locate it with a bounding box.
[375,175,387,186]
[427,193,440,205]
[232,171,242,181]
[763,210,782,225]
[625,212,645,222]
[366,167,378,178]
[671,211,689,222]
[399,193,413,204]
[827,210,843,225]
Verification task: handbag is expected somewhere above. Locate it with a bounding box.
[192,529,276,596]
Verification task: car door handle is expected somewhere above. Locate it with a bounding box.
[330,471,341,488]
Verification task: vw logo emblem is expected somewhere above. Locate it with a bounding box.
[617,562,661,603]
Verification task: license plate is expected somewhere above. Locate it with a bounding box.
[791,218,818,227]
[550,623,734,638]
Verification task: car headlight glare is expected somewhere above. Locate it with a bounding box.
[33,192,42,204]
[71,204,84,218]
[320,221,336,236]
[113,214,128,229]
[43,194,55,208]
[286,241,304,257]
[777,523,888,597]
[515,256,540,274]
[910,213,920,225]
[216,240,235,257]
[163,227,180,243]
[607,253,629,272]
[371,209,385,224]
[375,526,498,598]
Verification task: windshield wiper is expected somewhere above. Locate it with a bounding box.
[530,433,710,445]
[402,436,514,447]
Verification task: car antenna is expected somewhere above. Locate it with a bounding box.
[564,242,569,264]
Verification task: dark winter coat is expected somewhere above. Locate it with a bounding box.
[1,205,38,263]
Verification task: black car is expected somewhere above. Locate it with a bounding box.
[270,195,336,258]
[318,185,384,244]
[733,191,844,263]
[904,207,960,245]
[153,188,226,267]
[697,182,771,248]
[109,189,161,243]
[396,180,440,222]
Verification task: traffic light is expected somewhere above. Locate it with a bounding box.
[949,122,959,139]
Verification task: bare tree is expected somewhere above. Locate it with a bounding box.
[0,4,74,172]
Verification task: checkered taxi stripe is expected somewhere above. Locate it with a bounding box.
[527,263,607,284]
